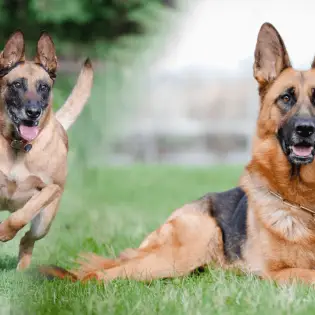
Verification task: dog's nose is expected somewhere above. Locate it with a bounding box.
[295,120,315,138]
[25,106,41,119]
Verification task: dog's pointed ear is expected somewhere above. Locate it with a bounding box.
[0,31,25,69]
[34,32,57,78]
[254,23,291,88]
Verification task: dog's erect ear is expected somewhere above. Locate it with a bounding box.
[0,31,25,69]
[254,23,291,87]
[311,56,315,68]
[35,32,57,78]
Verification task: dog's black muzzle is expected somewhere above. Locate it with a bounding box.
[278,116,315,165]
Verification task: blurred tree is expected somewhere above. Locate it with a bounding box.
[0,0,174,58]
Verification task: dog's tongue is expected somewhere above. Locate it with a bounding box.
[292,145,313,157]
[19,125,39,141]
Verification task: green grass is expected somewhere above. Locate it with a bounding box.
[1,165,315,314]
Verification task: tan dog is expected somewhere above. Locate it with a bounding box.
[0,31,93,270]
[41,22,315,285]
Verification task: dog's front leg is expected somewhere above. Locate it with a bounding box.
[264,268,315,284]
[0,184,61,242]
[17,194,62,270]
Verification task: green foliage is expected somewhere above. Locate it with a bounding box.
[0,0,173,58]
[30,0,91,23]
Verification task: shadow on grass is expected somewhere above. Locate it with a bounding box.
[0,255,17,270]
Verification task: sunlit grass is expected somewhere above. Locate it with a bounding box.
[1,165,315,314]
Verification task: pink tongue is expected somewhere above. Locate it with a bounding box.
[292,145,313,157]
[19,125,39,141]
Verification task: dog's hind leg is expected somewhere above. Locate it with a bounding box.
[74,207,226,282]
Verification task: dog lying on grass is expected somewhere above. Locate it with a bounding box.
[41,21,315,285]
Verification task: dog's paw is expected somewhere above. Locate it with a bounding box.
[0,220,17,242]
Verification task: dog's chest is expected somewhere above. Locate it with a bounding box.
[245,205,315,272]
[0,159,52,212]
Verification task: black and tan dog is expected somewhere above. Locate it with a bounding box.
[0,31,93,270]
[41,22,315,285]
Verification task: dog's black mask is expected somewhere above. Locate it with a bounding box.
[5,76,51,141]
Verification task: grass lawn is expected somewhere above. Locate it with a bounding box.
[1,165,315,315]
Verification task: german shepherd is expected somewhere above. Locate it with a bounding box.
[0,31,93,270]
[40,22,315,285]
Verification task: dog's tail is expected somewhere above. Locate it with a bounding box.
[37,265,78,282]
[55,58,94,131]
[37,253,122,282]
[37,246,177,283]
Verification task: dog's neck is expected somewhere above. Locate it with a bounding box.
[6,130,33,152]
[243,138,315,210]
[268,189,315,217]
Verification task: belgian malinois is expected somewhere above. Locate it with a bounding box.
[41,22,315,285]
[0,31,93,270]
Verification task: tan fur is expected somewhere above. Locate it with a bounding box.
[40,22,315,286]
[55,59,93,131]
[0,31,93,270]
[71,210,226,282]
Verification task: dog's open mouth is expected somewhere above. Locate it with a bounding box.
[19,125,39,141]
[8,109,40,141]
[291,145,313,157]
[289,143,315,164]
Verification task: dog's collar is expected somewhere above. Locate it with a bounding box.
[269,190,315,217]
[10,139,32,152]
[4,130,33,153]
[0,61,56,81]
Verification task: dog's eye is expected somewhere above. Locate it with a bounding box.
[13,82,22,89]
[281,94,291,103]
[311,88,315,105]
[39,84,49,93]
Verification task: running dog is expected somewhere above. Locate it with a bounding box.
[0,31,93,270]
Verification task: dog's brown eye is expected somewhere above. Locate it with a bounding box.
[39,84,49,93]
[13,82,22,89]
[282,94,291,103]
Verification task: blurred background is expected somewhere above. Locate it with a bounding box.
[1,0,315,167]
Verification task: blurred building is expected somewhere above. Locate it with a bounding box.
[107,0,315,165]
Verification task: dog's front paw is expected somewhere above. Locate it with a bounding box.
[0,220,17,242]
